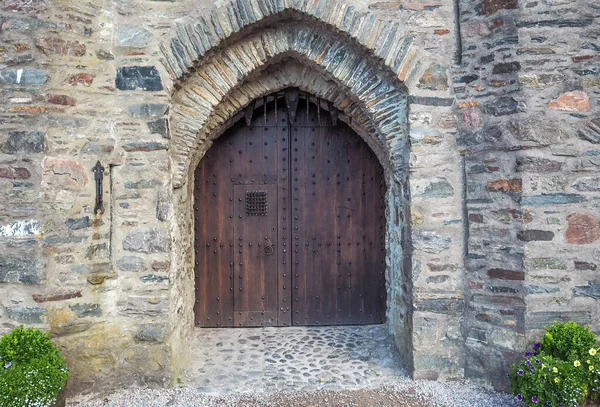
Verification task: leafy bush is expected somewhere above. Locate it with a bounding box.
[510,322,599,406]
[510,353,587,406]
[540,321,597,361]
[0,326,69,407]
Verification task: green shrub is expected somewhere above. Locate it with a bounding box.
[510,322,600,406]
[510,353,588,407]
[540,321,597,361]
[0,326,69,407]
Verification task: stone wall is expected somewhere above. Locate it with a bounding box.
[0,0,597,395]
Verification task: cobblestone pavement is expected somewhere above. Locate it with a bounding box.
[183,325,406,394]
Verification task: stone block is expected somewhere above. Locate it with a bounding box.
[515,157,563,173]
[517,230,554,242]
[574,261,597,271]
[47,94,76,106]
[573,282,600,300]
[412,231,452,253]
[69,303,102,318]
[123,228,170,253]
[156,189,171,221]
[566,213,599,245]
[117,256,146,272]
[124,179,163,189]
[86,243,108,260]
[82,140,115,155]
[0,219,40,237]
[116,24,153,47]
[578,118,600,144]
[487,268,524,281]
[36,37,86,57]
[0,166,31,179]
[525,285,560,295]
[492,62,520,74]
[548,91,590,112]
[65,73,94,86]
[65,216,92,230]
[521,194,584,206]
[572,177,600,192]
[116,66,163,91]
[483,97,522,116]
[486,179,522,193]
[128,104,167,117]
[151,261,170,272]
[0,69,48,85]
[417,64,448,91]
[414,298,464,314]
[32,291,82,303]
[147,119,169,138]
[0,254,43,284]
[2,131,45,154]
[481,0,517,15]
[7,305,45,324]
[43,158,88,189]
[135,323,168,342]
[419,179,454,199]
[526,258,567,270]
[140,274,169,283]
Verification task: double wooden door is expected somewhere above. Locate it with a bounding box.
[194,90,386,327]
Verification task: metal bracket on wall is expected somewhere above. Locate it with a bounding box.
[92,160,105,215]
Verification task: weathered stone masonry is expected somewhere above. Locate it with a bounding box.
[0,0,597,395]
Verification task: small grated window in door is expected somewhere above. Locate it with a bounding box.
[245,190,268,216]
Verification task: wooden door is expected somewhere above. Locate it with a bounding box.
[194,90,386,327]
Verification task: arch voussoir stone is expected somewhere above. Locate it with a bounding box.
[169,21,409,188]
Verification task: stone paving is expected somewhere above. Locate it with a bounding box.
[183,325,406,394]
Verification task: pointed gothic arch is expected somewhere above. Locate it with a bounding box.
[165,0,415,379]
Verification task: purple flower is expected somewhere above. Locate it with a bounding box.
[517,394,523,401]
[534,342,541,350]
[517,369,524,376]
[536,359,541,365]
[525,360,531,366]
[532,396,539,403]
[3,361,11,369]
[546,402,552,406]
[525,352,533,357]
[530,366,535,371]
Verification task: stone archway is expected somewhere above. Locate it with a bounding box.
[163,0,415,379]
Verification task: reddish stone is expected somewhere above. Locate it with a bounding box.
[121,221,138,227]
[458,101,479,108]
[0,167,31,179]
[566,213,600,245]
[462,22,491,38]
[486,178,522,193]
[482,0,517,15]
[14,43,30,51]
[43,157,88,189]
[469,280,484,289]
[36,38,86,57]
[32,291,82,303]
[66,73,95,86]
[469,213,484,223]
[548,91,590,112]
[47,94,76,106]
[488,268,524,281]
[462,108,483,128]
[572,55,595,62]
[434,29,450,35]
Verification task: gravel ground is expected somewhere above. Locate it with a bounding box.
[67,378,524,407]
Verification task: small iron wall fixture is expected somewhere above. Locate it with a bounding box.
[92,161,105,215]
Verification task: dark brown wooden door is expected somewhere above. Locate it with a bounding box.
[194,90,386,327]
